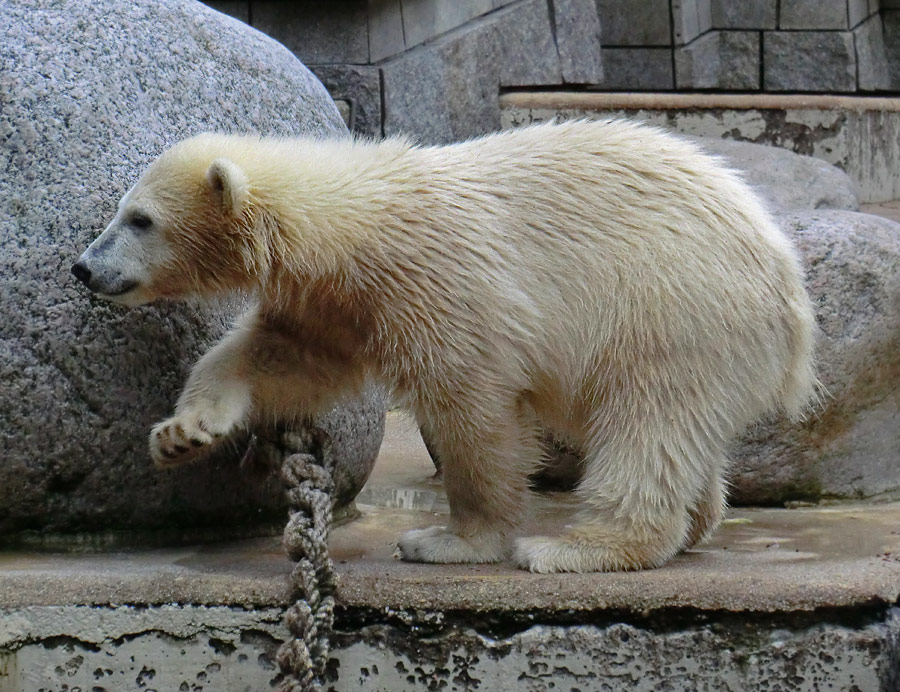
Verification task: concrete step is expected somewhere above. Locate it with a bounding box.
[500,91,900,205]
[2,414,899,691]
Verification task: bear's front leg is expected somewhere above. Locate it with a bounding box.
[398,406,542,564]
[150,323,254,469]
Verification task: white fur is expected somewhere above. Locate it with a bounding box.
[86,120,817,572]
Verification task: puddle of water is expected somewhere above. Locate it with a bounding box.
[355,487,439,512]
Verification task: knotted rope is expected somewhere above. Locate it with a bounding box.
[274,429,337,692]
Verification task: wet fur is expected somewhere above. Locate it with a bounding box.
[88,120,816,572]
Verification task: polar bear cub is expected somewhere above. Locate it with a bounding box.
[73,120,816,573]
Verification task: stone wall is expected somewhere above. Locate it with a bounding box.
[600,0,891,92]
[203,1,900,143]
[205,0,602,142]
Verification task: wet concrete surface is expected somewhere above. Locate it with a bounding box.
[1,413,899,614]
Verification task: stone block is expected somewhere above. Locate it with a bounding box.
[252,0,369,64]
[597,0,671,46]
[551,0,604,84]
[675,31,760,89]
[855,14,891,90]
[711,0,776,29]
[381,0,564,143]
[597,48,675,89]
[310,65,382,136]
[849,0,872,27]
[763,31,856,91]
[496,0,563,86]
[779,0,848,29]
[400,0,493,48]
[368,0,405,62]
[673,0,712,45]
[882,11,900,89]
[381,19,501,143]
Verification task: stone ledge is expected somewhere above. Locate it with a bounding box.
[500,90,900,112]
[1,502,899,616]
[3,415,899,690]
[501,91,900,202]
[2,416,899,617]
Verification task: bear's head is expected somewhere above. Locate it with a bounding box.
[73,135,263,307]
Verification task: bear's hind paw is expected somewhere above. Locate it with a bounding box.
[397,526,506,564]
[514,535,670,573]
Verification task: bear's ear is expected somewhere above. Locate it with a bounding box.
[206,158,249,216]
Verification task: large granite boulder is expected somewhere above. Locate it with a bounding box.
[691,136,860,212]
[0,0,383,540]
[732,210,900,504]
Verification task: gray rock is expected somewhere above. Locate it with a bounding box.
[764,31,857,91]
[598,48,675,90]
[711,0,776,29]
[597,0,671,46]
[732,211,900,504]
[855,14,891,91]
[675,31,760,90]
[779,0,849,29]
[261,386,388,517]
[690,137,860,212]
[0,0,383,540]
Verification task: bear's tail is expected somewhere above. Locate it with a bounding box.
[779,266,822,422]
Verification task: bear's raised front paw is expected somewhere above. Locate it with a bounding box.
[149,414,225,469]
[397,526,507,564]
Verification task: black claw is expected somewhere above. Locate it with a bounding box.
[174,444,189,454]
[190,438,205,447]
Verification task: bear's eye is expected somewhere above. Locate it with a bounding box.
[129,212,153,231]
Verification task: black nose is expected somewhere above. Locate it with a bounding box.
[71,261,92,286]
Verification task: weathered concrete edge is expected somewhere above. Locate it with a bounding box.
[1,560,898,615]
[500,91,900,112]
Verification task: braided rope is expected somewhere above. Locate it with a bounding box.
[275,429,337,692]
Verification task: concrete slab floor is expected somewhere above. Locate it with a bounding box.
[1,412,899,615]
[2,414,900,691]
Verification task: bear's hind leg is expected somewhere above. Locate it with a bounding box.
[685,471,727,548]
[399,404,541,564]
[515,427,717,573]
